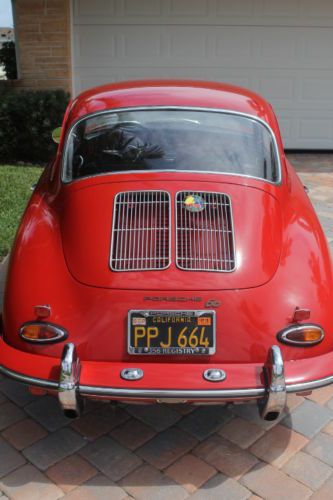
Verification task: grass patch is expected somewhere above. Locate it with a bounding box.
[0,165,43,260]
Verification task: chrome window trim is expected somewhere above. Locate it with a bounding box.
[175,190,236,273]
[110,190,171,272]
[61,106,282,185]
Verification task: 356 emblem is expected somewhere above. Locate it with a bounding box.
[205,299,221,308]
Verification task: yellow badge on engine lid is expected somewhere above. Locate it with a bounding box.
[184,194,205,213]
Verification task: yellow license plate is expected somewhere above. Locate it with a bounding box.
[128,310,216,355]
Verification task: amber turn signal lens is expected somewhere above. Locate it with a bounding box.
[20,322,67,343]
[277,324,324,346]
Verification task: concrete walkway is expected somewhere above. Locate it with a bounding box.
[0,154,332,499]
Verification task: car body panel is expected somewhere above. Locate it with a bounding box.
[60,178,282,290]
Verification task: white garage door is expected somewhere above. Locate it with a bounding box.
[72,0,333,149]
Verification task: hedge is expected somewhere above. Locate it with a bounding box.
[0,89,70,164]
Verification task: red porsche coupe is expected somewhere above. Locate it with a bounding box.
[1,80,332,421]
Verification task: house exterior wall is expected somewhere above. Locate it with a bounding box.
[9,0,72,92]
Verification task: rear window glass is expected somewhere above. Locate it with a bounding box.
[63,109,279,182]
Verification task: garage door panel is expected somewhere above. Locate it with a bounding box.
[254,70,333,111]
[303,31,333,60]
[74,0,116,17]
[216,0,256,18]
[72,0,333,148]
[74,25,333,71]
[73,0,333,26]
[169,0,210,17]
[256,76,294,102]
[124,0,164,16]
[259,0,300,18]
[300,119,333,141]
[302,79,333,102]
[300,0,333,21]
[275,109,333,148]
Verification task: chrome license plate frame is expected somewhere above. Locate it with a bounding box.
[128,310,216,355]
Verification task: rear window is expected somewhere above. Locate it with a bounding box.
[63,109,280,183]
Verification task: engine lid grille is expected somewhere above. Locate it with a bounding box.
[176,191,236,272]
[111,191,171,271]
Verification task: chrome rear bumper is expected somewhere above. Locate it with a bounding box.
[54,343,321,421]
[1,342,333,421]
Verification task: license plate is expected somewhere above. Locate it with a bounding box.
[128,310,216,355]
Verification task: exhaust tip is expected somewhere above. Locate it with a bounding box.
[262,411,280,422]
[63,409,80,419]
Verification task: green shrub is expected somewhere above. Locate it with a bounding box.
[0,89,70,163]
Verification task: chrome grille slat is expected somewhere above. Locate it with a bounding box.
[176,191,236,272]
[224,194,231,270]
[111,191,171,271]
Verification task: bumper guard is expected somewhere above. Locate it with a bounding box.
[258,345,287,421]
[56,343,287,420]
[58,343,83,418]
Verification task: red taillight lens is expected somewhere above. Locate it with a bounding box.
[20,322,67,343]
[277,324,324,346]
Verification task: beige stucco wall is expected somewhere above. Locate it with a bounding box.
[9,0,72,93]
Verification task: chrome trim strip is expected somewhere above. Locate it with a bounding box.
[78,385,265,398]
[61,106,282,185]
[65,169,281,187]
[2,364,333,398]
[286,375,333,392]
[0,365,58,389]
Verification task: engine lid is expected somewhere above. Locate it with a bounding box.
[60,179,282,290]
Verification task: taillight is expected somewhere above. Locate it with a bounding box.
[277,324,324,346]
[20,322,68,343]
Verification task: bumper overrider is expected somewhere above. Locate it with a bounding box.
[1,339,333,420]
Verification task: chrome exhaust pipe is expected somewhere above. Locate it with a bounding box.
[63,408,81,419]
[58,343,83,419]
[259,345,287,421]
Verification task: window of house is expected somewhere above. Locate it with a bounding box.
[0,0,18,80]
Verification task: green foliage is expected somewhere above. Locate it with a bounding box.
[0,165,42,259]
[0,41,17,80]
[0,89,69,163]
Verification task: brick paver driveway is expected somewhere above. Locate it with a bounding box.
[0,154,332,499]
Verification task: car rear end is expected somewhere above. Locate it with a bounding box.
[2,86,333,421]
